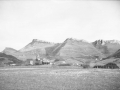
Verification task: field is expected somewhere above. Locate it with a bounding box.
[0,66,120,90]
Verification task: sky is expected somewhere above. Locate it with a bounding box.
[0,0,120,51]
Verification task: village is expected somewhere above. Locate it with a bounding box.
[25,55,51,66]
[1,54,119,69]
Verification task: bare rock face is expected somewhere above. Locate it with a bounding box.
[93,40,120,56]
[48,38,105,60]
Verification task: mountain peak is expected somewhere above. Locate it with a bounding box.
[64,38,89,43]
[32,39,40,42]
[3,47,17,51]
[31,39,52,44]
[19,39,56,52]
[2,47,18,54]
[30,39,53,44]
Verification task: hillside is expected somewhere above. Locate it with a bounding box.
[111,49,120,58]
[3,47,18,54]
[45,43,61,56]
[93,40,120,56]
[3,39,56,60]
[3,47,26,60]
[105,49,120,59]
[47,38,105,62]
[19,39,55,53]
[0,52,22,66]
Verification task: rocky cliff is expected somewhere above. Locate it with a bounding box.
[93,40,120,56]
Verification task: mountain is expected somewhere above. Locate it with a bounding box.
[3,38,120,66]
[93,40,120,56]
[3,39,56,60]
[19,39,56,60]
[19,39,55,53]
[46,38,105,62]
[92,40,120,67]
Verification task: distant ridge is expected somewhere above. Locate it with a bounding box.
[3,47,18,52]
[2,47,18,56]
[93,39,120,45]
[2,38,120,64]
[31,39,55,44]
[19,39,55,52]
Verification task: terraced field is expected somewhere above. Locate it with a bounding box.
[0,66,120,90]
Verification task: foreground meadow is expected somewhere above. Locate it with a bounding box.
[0,66,120,90]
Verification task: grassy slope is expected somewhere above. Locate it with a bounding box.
[46,39,105,65]
[45,43,61,56]
[3,40,55,60]
[0,53,22,64]
[56,40,104,60]
[106,43,120,55]
[96,49,120,66]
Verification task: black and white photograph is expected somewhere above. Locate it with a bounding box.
[0,0,120,90]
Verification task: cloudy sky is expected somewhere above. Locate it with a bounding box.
[0,0,120,51]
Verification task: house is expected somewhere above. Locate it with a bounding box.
[25,59,36,65]
[42,58,50,64]
[35,58,42,65]
[30,60,34,65]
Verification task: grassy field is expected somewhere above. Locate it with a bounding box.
[0,66,120,90]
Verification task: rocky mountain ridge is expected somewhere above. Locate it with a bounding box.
[93,39,120,56]
[93,39,120,45]
[19,39,56,52]
[2,38,120,63]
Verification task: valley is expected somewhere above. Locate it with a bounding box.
[1,38,120,68]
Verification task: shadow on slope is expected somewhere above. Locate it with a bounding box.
[0,52,22,65]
